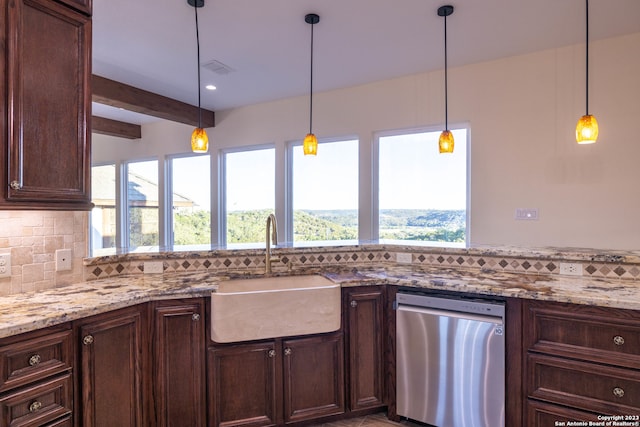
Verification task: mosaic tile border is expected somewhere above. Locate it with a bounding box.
[84,246,640,282]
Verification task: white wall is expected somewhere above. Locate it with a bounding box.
[94,32,640,250]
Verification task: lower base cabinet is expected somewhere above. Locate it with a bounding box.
[151,299,206,427]
[75,305,147,427]
[208,332,345,427]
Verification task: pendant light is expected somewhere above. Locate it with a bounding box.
[303,13,320,156]
[576,0,598,144]
[437,5,454,154]
[189,0,209,153]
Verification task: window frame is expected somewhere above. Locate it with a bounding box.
[373,124,470,247]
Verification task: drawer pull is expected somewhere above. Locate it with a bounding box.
[613,387,625,398]
[10,180,21,190]
[28,354,41,367]
[267,349,276,358]
[613,335,625,346]
[29,401,42,413]
[192,313,200,321]
[284,347,292,356]
[82,335,94,345]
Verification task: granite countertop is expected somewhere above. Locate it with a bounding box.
[0,265,638,339]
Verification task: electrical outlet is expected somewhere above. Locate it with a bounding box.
[55,249,73,271]
[396,253,412,264]
[144,261,164,274]
[0,254,10,278]
[515,208,539,220]
[559,262,583,276]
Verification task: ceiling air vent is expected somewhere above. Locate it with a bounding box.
[202,59,235,75]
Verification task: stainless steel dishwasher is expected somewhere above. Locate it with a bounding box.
[396,292,505,427]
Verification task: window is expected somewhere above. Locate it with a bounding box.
[90,163,117,254]
[378,128,467,246]
[126,159,159,250]
[170,155,211,248]
[223,147,275,247]
[291,139,358,244]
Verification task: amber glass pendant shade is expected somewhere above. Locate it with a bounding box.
[438,130,454,153]
[576,114,598,144]
[191,127,209,153]
[303,133,318,156]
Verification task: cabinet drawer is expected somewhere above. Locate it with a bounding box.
[527,301,640,368]
[526,399,601,427]
[527,353,640,414]
[0,374,72,427]
[0,329,73,392]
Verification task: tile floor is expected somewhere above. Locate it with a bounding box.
[308,412,420,427]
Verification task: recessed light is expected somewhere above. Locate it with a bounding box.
[205,84,217,91]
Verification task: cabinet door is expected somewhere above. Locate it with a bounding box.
[209,341,279,427]
[77,306,146,427]
[282,333,345,423]
[2,0,91,208]
[151,299,205,427]
[345,288,385,411]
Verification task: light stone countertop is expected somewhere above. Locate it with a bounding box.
[0,265,639,339]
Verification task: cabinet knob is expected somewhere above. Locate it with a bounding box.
[284,347,292,356]
[82,335,94,345]
[613,387,625,398]
[613,335,625,346]
[29,401,42,413]
[28,354,41,367]
[350,300,358,308]
[10,181,21,190]
[192,313,200,321]
[267,349,276,358]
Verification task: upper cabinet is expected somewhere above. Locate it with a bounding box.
[1,0,92,210]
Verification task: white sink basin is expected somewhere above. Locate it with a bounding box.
[210,275,341,343]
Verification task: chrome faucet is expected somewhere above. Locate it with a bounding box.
[265,214,280,274]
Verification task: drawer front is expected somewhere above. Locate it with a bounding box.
[528,353,640,414]
[0,330,73,392]
[526,399,602,427]
[527,301,640,368]
[0,374,72,427]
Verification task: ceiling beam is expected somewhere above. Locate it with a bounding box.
[92,116,142,139]
[92,75,215,128]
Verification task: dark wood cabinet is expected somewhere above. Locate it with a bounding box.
[208,332,344,427]
[343,287,386,412]
[1,0,92,210]
[0,324,73,426]
[151,299,206,427]
[524,300,640,424]
[282,333,345,423]
[75,305,147,427]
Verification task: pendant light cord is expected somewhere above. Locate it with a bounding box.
[309,20,315,134]
[444,12,449,131]
[585,0,589,115]
[194,2,202,129]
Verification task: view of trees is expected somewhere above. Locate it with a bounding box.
[172,208,465,245]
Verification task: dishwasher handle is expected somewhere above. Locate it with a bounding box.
[397,303,504,325]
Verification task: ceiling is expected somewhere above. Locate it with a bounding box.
[92,0,640,125]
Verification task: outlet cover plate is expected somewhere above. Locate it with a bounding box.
[144,261,164,274]
[396,253,412,264]
[0,254,10,278]
[55,249,73,271]
[559,262,583,276]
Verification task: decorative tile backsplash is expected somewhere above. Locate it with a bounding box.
[83,245,640,282]
[0,211,87,295]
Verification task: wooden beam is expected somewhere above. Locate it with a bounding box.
[92,75,215,127]
[92,116,142,139]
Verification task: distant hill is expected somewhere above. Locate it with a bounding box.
[220,208,465,243]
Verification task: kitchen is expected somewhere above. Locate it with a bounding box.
[1,0,640,426]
